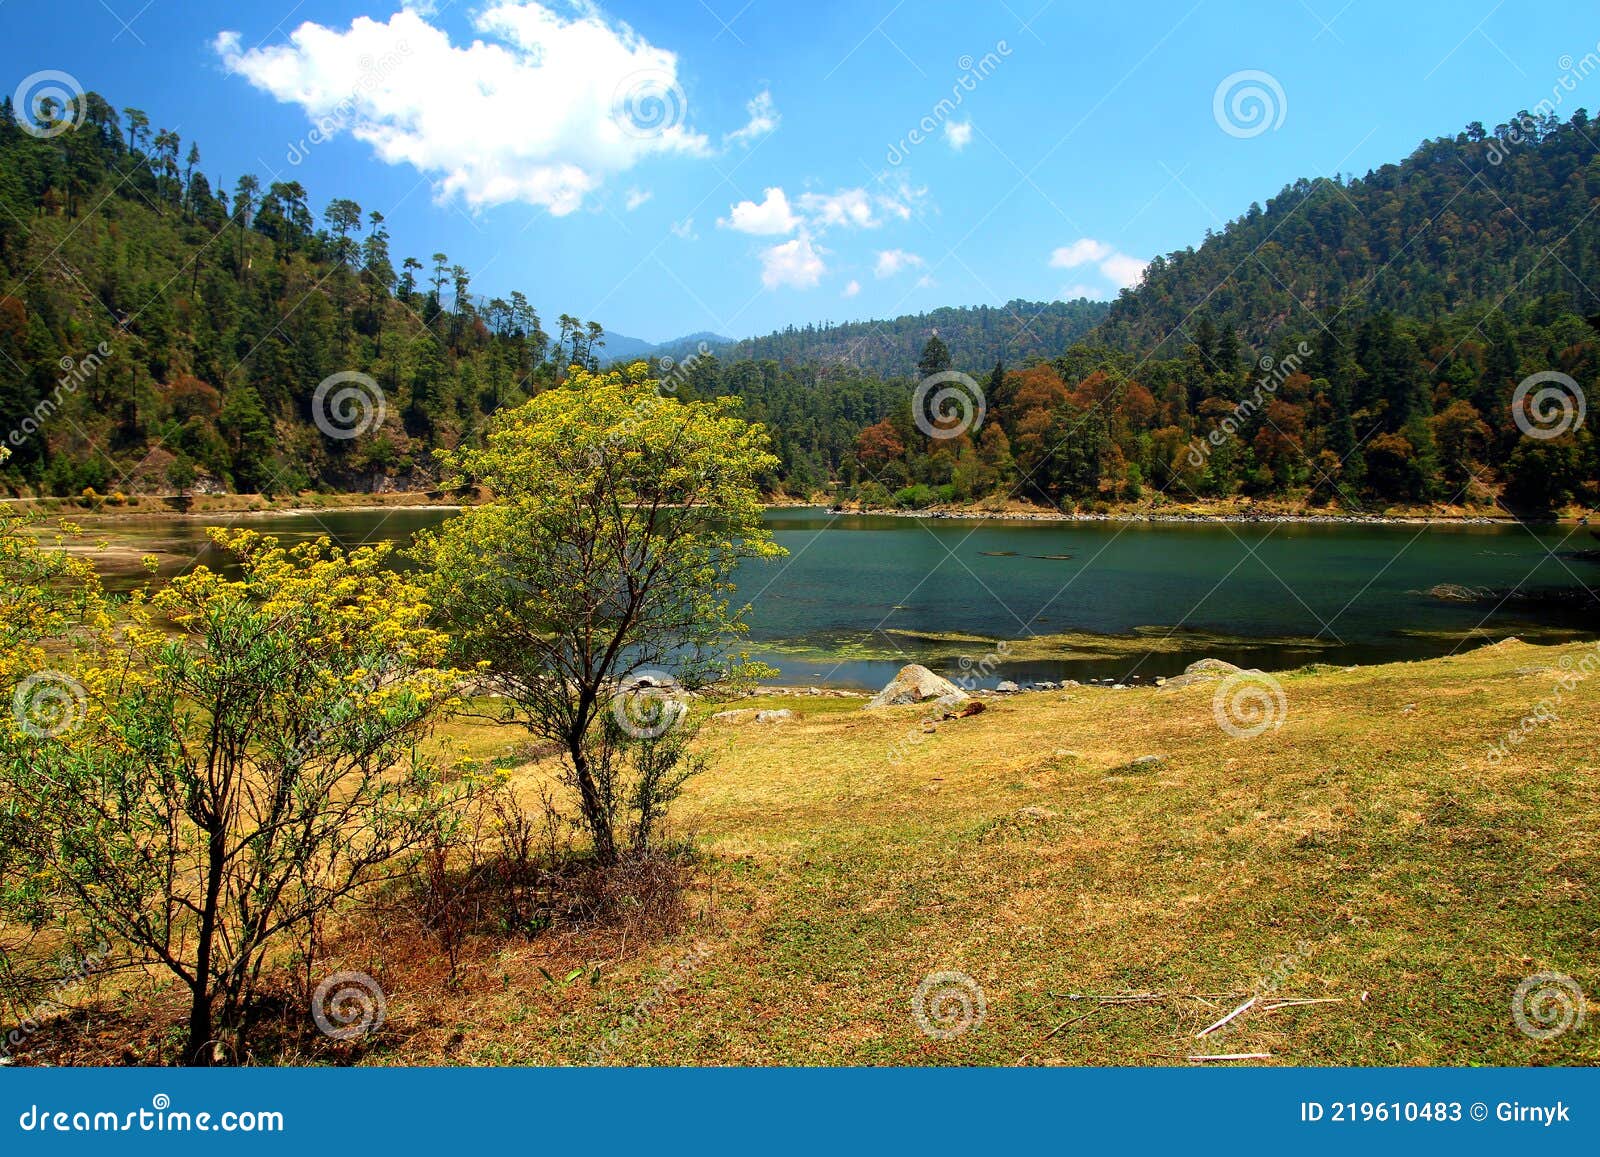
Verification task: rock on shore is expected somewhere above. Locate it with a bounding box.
[866,664,969,708]
[1156,657,1244,690]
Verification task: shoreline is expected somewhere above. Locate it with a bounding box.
[0,492,466,524]
[828,505,1525,526]
[7,490,1577,528]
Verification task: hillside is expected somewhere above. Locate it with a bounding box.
[719,299,1109,376]
[0,94,589,497]
[1097,110,1600,354]
[0,94,1595,515]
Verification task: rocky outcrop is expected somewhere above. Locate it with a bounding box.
[866,664,969,708]
[1157,657,1244,690]
[1426,583,1485,602]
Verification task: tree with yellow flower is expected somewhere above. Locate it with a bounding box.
[1,527,471,1065]
[412,362,785,865]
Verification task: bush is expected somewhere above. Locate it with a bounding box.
[893,484,938,508]
[855,481,892,509]
[0,527,472,1065]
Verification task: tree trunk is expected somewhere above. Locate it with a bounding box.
[186,985,214,1067]
[186,823,227,1065]
[569,743,617,866]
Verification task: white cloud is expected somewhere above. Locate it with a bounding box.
[1100,252,1147,288]
[796,183,921,229]
[719,186,798,235]
[797,188,879,229]
[841,279,861,298]
[1049,238,1114,268]
[213,3,759,216]
[874,248,925,278]
[725,179,925,290]
[915,273,937,289]
[670,216,698,239]
[624,188,652,211]
[760,232,826,290]
[723,88,778,148]
[1049,238,1146,293]
[944,120,973,150]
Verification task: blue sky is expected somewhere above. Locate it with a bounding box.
[6,1,1597,342]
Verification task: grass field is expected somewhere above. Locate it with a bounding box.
[20,637,1598,1066]
[323,636,1598,1067]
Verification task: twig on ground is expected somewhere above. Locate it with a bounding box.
[1263,997,1344,1011]
[1042,1007,1100,1039]
[1196,996,1257,1038]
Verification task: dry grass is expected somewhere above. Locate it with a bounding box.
[12,638,1600,1066]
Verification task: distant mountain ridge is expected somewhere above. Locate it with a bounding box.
[602,329,733,364]
[649,299,1109,378]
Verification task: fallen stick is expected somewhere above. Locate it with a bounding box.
[1043,1008,1099,1040]
[1053,991,1251,1003]
[1188,1052,1272,1062]
[1263,997,1344,1011]
[1196,995,1257,1037]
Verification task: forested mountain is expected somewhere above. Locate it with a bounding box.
[1097,109,1600,354]
[0,88,907,498]
[0,90,1596,515]
[0,91,593,497]
[720,299,1109,376]
[818,109,1600,516]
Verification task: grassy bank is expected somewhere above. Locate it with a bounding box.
[29,638,1595,1066]
[0,489,465,523]
[8,488,1592,526]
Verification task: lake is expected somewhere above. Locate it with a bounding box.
[85,506,1598,689]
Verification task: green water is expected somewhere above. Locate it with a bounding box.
[90,506,1598,688]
